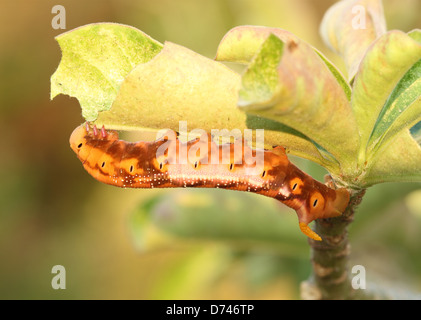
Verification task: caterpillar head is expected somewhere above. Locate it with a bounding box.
[69,124,90,159]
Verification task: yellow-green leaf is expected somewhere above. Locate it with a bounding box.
[352,31,421,165]
[367,59,421,158]
[320,0,386,81]
[50,23,163,120]
[363,130,421,186]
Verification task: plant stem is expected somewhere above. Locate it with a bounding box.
[301,189,366,300]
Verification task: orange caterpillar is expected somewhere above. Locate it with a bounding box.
[70,123,350,241]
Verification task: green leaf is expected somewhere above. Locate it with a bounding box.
[315,50,352,101]
[320,0,386,81]
[50,23,163,121]
[352,31,421,166]
[363,130,421,186]
[237,33,359,169]
[367,58,421,157]
[130,189,309,254]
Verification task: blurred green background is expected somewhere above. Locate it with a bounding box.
[1,0,421,299]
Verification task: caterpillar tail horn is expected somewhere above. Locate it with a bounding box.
[299,222,322,241]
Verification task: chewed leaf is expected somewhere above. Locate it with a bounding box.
[238,34,284,108]
[95,41,331,168]
[216,26,351,99]
[352,31,421,165]
[238,33,359,169]
[50,23,163,121]
[216,25,299,64]
[320,0,386,81]
[95,41,242,132]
